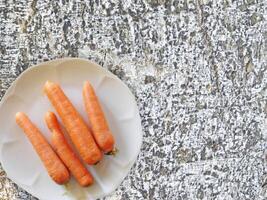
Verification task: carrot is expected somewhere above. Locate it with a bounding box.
[44,81,102,165]
[15,112,70,185]
[45,112,94,187]
[83,81,115,153]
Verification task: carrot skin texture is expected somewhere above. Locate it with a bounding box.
[15,112,70,185]
[83,81,115,153]
[45,112,94,187]
[44,81,102,165]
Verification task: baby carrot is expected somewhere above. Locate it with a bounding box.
[44,81,102,165]
[83,81,115,153]
[15,112,70,185]
[45,112,94,187]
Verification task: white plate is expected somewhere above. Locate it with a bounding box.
[0,58,143,200]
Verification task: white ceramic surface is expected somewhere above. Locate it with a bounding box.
[0,58,143,200]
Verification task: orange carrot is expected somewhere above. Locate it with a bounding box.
[15,112,70,184]
[45,112,94,187]
[44,81,102,165]
[83,81,115,153]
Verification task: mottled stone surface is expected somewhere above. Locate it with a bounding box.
[0,0,267,199]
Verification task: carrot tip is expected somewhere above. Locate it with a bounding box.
[44,80,57,91]
[83,81,92,89]
[15,112,26,123]
[83,80,90,85]
[105,147,118,156]
[45,80,53,85]
[45,111,53,118]
[45,111,59,131]
[15,111,23,117]
[94,161,100,165]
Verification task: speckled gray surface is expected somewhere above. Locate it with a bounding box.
[0,0,267,199]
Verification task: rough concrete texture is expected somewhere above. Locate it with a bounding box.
[0,0,267,199]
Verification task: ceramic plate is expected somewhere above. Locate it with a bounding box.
[0,58,142,200]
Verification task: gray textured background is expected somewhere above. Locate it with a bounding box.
[0,0,267,199]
